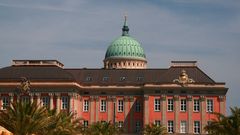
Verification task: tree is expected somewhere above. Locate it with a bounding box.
[0,101,49,135]
[39,110,82,135]
[204,107,240,135]
[0,101,83,135]
[143,123,167,135]
[87,121,119,135]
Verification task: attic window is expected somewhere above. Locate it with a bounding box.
[120,77,126,81]
[102,77,109,82]
[85,77,92,82]
[136,77,144,82]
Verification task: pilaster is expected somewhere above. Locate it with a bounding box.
[200,95,206,134]
[144,95,149,125]
[187,95,193,134]
[174,95,179,133]
[161,95,166,126]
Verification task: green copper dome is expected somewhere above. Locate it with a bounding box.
[105,17,146,61]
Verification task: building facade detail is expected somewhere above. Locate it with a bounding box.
[0,18,228,135]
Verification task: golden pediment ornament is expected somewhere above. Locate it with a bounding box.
[173,70,195,86]
[19,77,31,93]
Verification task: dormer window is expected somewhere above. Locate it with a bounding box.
[136,77,144,82]
[120,77,126,81]
[85,77,92,82]
[102,77,109,82]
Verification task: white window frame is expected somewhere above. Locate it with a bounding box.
[168,99,174,111]
[194,121,200,134]
[83,120,88,127]
[118,121,124,128]
[180,121,187,133]
[167,120,174,133]
[2,96,10,110]
[135,121,141,133]
[83,100,89,112]
[193,99,200,112]
[206,99,213,112]
[154,98,160,111]
[118,100,124,112]
[100,99,107,112]
[154,120,161,126]
[85,76,92,82]
[61,96,69,110]
[42,96,50,107]
[135,100,141,112]
[180,99,187,111]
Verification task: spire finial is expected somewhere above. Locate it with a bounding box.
[122,14,129,36]
[124,14,127,26]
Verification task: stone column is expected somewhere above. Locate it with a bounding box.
[144,95,149,125]
[90,96,95,124]
[107,96,113,122]
[49,93,54,110]
[95,96,99,122]
[161,95,166,126]
[36,93,41,106]
[219,96,225,115]
[187,95,193,134]
[174,95,179,133]
[69,93,73,113]
[56,93,61,113]
[124,96,129,132]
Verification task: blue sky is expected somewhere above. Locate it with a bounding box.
[0,0,239,113]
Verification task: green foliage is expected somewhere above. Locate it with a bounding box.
[143,123,167,135]
[0,101,49,135]
[84,121,120,135]
[0,101,82,135]
[204,107,240,135]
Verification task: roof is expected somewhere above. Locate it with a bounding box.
[65,66,216,86]
[0,63,220,86]
[0,66,75,82]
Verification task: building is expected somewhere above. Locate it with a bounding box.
[0,17,228,134]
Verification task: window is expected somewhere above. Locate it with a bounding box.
[154,98,160,111]
[135,100,141,112]
[168,99,174,111]
[135,121,141,133]
[85,77,92,82]
[118,100,124,112]
[22,96,30,103]
[155,120,161,126]
[194,121,200,134]
[102,77,109,81]
[61,96,69,110]
[167,120,174,133]
[180,99,187,111]
[118,121,124,128]
[193,99,200,112]
[207,99,213,112]
[180,121,187,133]
[83,120,88,127]
[100,100,106,112]
[136,77,144,81]
[119,77,126,81]
[42,96,50,107]
[2,96,10,110]
[83,100,89,112]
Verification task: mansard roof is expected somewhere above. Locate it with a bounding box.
[0,65,75,82]
[0,62,221,86]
